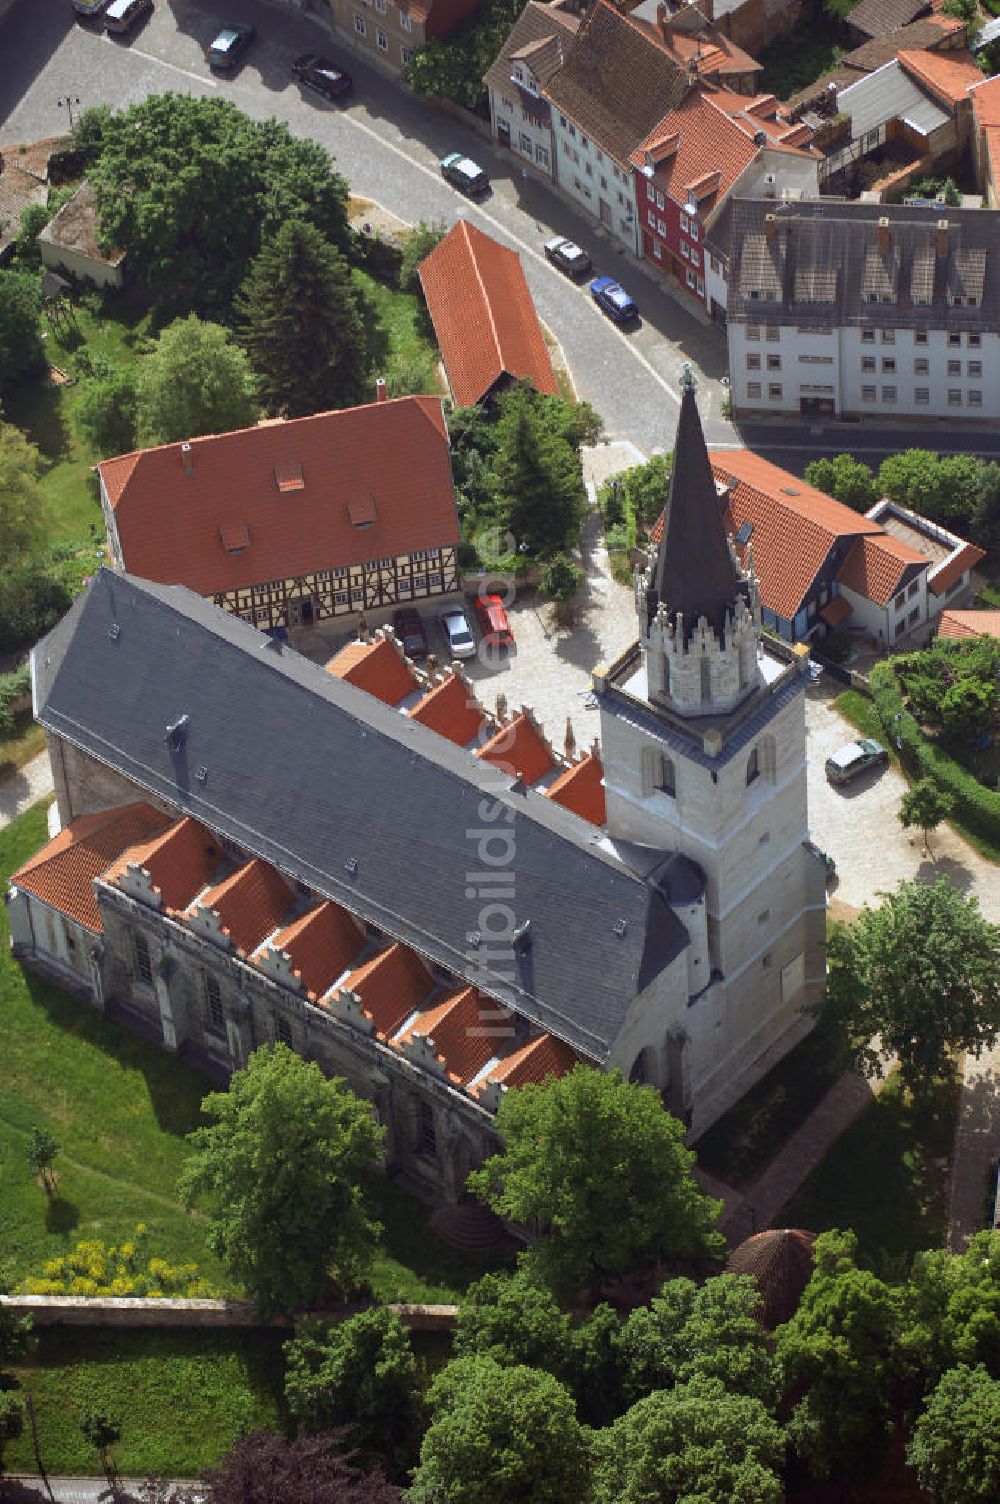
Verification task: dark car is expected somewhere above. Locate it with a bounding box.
[291,53,352,100]
[207,23,256,70]
[474,594,515,650]
[72,0,109,18]
[104,0,151,32]
[590,275,639,325]
[439,153,490,197]
[824,738,889,786]
[392,608,428,660]
[544,235,592,278]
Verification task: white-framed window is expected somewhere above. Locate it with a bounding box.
[691,249,700,268]
[747,326,760,340]
[656,189,664,210]
[914,357,928,374]
[862,355,876,372]
[881,357,896,372]
[536,145,549,169]
[400,7,411,26]
[747,381,761,398]
[656,218,665,237]
[648,208,656,228]
[948,389,962,405]
[686,268,696,288]
[768,382,782,398]
[354,13,366,33]
[766,353,781,370]
[915,330,928,345]
[915,387,929,404]
[653,242,662,259]
[862,384,876,401]
[765,326,780,341]
[710,253,721,273]
[376,26,387,48]
[968,332,982,347]
[947,359,961,376]
[680,212,689,232]
[861,329,875,343]
[690,221,699,241]
[948,332,961,347]
[969,360,982,377]
[882,385,896,402]
[519,132,532,153]
[696,277,704,296]
[747,353,761,369]
[681,242,689,259]
[969,389,983,406]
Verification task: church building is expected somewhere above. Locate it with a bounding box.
[7,383,827,1198]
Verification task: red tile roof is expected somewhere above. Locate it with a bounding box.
[12,803,170,934]
[99,396,460,598]
[897,47,985,107]
[971,73,1000,128]
[339,942,435,1038]
[544,752,606,826]
[631,91,760,215]
[476,712,556,784]
[479,1031,580,1092]
[929,542,986,596]
[819,594,852,628]
[408,671,488,746]
[418,221,558,408]
[260,900,366,999]
[325,635,418,706]
[630,15,759,81]
[396,986,512,1084]
[103,815,223,913]
[189,858,294,955]
[836,530,926,607]
[938,608,1000,640]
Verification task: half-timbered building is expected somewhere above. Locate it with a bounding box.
[97,393,461,631]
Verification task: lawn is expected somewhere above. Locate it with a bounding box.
[5,1328,286,1477]
[0,710,46,778]
[695,1011,847,1189]
[351,267,443,399]
[758,15,845,101]
[779,1072,960,1278]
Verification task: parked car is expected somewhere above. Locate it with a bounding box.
[544,236,592,278]
[392,607,428,660]
[72,0,109,18]
[104,0,151,32]
[439,153,490,197]
[824,738,888,786]
[474,594,515,650]
[207,23,256,70]
[291,53,352,100]
[590,275,639,326]
[439,605,476,660]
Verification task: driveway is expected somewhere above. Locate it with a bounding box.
[805,681,1000,923]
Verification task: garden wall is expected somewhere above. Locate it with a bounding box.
[0,1295,457,1332]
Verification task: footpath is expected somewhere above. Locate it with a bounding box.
[0,752,53,832]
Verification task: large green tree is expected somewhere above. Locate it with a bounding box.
[774,1230,899,1486]
[74,362,138,459]
[0,269,45,393]
[177,1044,385,1315]
[88,94,350,314]
[453,1262,573,1376]
[492,384,588,559]
[804,452,879,513]
[826,878,1000,1095]
[591,1377,786,1504]
[899,1231,1000,1395]
[467,1064,723,1299]
[408,1356,588,1504]
[908,1365,1000,1504]
[236,221,367,418]
[283,1309,416,1468]
[0,421,49,564]
[135,315,258,447]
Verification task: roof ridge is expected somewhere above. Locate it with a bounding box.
[463,220,506,388]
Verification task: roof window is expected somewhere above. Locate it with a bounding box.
[349,496,377,528]
[274,461,305,493]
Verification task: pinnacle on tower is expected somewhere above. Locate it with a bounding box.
[648,372,746,642]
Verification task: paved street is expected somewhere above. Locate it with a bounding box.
[0,0,731,453]
[0,751,53,831]
[736,418,1000,473]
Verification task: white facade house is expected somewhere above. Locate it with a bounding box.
[551,114,641,252]
[727,200,1000,420]
[483,0,580,181]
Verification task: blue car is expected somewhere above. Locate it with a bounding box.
[590,275,639,325]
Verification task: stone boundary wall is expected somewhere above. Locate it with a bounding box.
[0,1295,457,1332]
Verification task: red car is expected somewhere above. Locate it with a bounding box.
[475,594,514,650]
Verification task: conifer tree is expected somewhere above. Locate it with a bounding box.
[236,221,368,418]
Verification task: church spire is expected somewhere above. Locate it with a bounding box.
[648,367,746,642]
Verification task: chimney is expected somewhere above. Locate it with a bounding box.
[764,212,777,245]
[180,442,193,476]
[656,0,667,22]
[375,377,387,402]
[936,218,949,258]
[877,216,890,254]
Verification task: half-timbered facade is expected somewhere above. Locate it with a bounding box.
[97,393,462,630]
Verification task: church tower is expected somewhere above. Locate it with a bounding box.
[594,371,827,1134]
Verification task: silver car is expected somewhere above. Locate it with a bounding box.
[439,606,476,660]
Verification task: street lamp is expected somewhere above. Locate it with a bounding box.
[56,96,81,130]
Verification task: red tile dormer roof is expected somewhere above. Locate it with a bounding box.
[929,542,986,596]
[104,815,224,913]
[11,802,170,934]
[260,900,365,999]
[408,671,489,746]
[836,531,927,607]
[325,635,419,706]
[418,220,558,408]
[188,858,294,955]
[396,986,512,1084]
[338,942,435,1038]
[476,712,556,785]
[98,395,460,599]
[475,1031,580,1095]
[544,752,606,826]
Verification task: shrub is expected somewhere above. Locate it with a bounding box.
[541,554,584,604]
[20,1227,215,1298]
[0,662,30,734]
[0,569,73,656]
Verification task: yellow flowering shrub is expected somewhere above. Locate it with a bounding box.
[20,1227,215,1299]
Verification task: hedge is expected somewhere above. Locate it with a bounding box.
[869,660,1000,846]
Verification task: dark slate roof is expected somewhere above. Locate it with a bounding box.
[727,198,1000,332]
[650,380,746,642]
[845,0,929,41]
[543,0,689,165]
[33,571,688,1063]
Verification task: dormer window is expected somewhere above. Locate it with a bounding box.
[349,497,377,528]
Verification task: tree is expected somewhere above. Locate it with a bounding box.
[0,269,45,393]
[0,421,49,563]
[454,1263,573,1377]
[899,1231,1000,1395]
[877,450,946,519]
[236,222,367,418]
[0,1392,23,1476]
[283,1309,417,1469]
[804,453,879,513]
[939,676,997,744]
[177,1044,385,1315]
[399,219,447,292]
[540,553,583,606]
[135,316,258,447]
[569,1302,627,1426]
[492,385,588,559]
[908,1365,1000,1504]
[774,1230,899,1486]
[826,878,1000,1095]
[204,1428,402,1504]
[942,0,977,21]
[74,363,138,459]
[25,1127,59,1196]
[591,1377,786,1504]
[408,1356,588,1504]
[467,1064,723,1300]
[899,778,954,856]
[616,451,673,530]
[81,1408,122,1493]
[88,94,351,315]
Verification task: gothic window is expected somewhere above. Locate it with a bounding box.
[700,656,711,703]
[133,931,153,986]
[273,1012,293,1047]
[641,747,675,799]
[204,974,225,1036]
[418,1100,437,1159]
[746,747,760,786]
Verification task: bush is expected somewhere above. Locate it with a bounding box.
[0,569,73,656]
[399,221,447,292]
[541,554,584,604]
[0,663,31,734]
[20,1226,215,1298]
